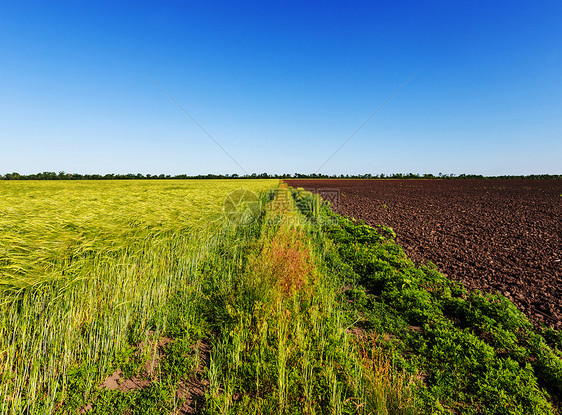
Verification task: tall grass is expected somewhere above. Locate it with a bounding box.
[201,188,417,414]
[0,179,276,414]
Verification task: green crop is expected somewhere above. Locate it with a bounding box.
[0,179,275,413]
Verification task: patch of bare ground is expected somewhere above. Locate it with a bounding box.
[287,179,562,328]
[79,336,171,413]
[174,341,210,415]
[80,337,210,413]
[101,336,171,393]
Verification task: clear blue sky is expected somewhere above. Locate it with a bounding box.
[1,1,561,175]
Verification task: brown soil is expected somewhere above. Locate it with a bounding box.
[99,336,171,393]
[286,179,562,327]
[81,336,209,414]
[175,341,210,414]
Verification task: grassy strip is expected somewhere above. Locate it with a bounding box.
[289,187,562,414]
[197,188,416,414]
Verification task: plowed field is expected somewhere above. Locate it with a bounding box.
[286,179,562,327]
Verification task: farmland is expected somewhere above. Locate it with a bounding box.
[286,179,562,328]
[1,179,562,414]
[0,180,279,413]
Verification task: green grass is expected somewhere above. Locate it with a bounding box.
[0,179,275,413]
[196,190,416,414]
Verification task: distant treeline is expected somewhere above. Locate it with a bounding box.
[1,172,560,180]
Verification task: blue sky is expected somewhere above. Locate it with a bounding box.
[1,1,560,175]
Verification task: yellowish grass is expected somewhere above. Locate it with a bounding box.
[0,179,276,292]
[0,179,276,413]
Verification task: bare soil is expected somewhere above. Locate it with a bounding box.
[286,179,562,327]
